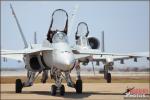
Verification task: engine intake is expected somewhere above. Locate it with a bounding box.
[88,37,100,49]
[29,56,41,70]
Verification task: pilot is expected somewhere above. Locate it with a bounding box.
[47,27,67,43]
[47,30,55,43]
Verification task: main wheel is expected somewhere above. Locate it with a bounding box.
[60,85,65,96]
[107,73,111,83]
[16,79,23,93]
[51,85,57,96]
[75,80,82,94]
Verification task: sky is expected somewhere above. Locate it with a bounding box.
[1,1,149,68]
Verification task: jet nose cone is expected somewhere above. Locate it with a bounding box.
[64,60,74,68]
[54,51,75,71]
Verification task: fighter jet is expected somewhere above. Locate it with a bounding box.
[1,5,149,96]
[73,22,149,82]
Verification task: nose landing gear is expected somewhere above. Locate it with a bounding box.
[60,85,65,96]
[75,65,83,94]
[104,65,112,83]
[104,72,111,83]
[50,67,65,96]
[51,85,57,96]
[51,84,65,96]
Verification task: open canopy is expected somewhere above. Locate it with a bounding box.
[47,9,68,43]
[50,9,68,32]
[75,22,89,40]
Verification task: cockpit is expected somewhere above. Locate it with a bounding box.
[52,31,68,43]
[75,22,90,47]
[76,36,89,46]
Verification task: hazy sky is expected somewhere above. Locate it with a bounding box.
[1,1,149,68]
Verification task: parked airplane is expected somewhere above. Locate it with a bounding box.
[1,5,149,96]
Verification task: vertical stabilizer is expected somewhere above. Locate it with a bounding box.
[101,31,105,52]
[10,4,28,48]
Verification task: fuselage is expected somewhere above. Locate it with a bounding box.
[42,32,76,71]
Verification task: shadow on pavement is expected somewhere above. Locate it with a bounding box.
[2,91,125,99]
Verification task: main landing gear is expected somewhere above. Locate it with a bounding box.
[104,65,112,83]
[75,65,82,94]
[16,66,83,96]
[63,64,83,94]
[75,79,82,93]
[104,72,111,83]
[16,79,23,93]
[15,71,36,93]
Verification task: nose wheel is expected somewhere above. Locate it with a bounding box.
[107,73,111,83]
[75,79,82,93]
[104,65,112,83]
[60,85,65,96]
[51,85,57,96]
[104,73,111,83]
[15,79,23,93]
[51,84,65,96]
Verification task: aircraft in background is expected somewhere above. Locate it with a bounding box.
[73,22,149,79]
[1,4,149,96]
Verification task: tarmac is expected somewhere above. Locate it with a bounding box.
[1,83,149,100]
[1,70,149,76]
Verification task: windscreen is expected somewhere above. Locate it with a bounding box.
[52,32,68,43]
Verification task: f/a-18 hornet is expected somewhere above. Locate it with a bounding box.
[1,5,149,96]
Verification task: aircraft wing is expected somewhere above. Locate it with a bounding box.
[74,54,92,61]
[1,54,23,61]
[1,47,53,61]
[1,47,53,55]
[73,49,149,62]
